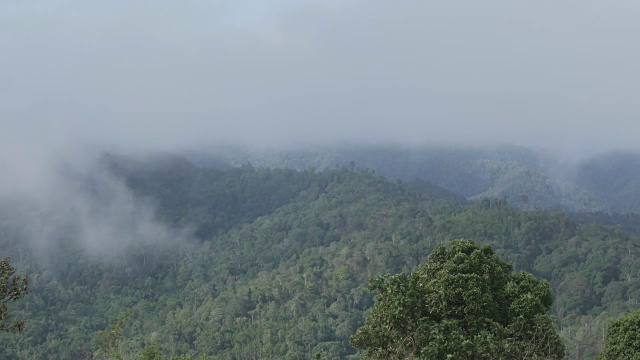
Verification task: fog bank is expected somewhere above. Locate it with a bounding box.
[2,0,640,153]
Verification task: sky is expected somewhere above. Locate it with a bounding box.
[2,0,640,153]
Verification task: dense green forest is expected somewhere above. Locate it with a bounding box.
[2,150,640,359]
[196,145,640,215]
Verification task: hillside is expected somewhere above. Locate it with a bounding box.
[0,154,639,359]
[574,151,640,213]
[197,145,640,215]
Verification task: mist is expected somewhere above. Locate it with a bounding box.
[0,146,189,265]
[2,0,640,153]
[2,0,640,258]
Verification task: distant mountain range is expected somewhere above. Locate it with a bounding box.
[189,144,640,215]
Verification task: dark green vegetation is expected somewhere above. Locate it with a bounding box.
[202,145,640,215]
[598,309,640,360]
[351,240,564,359]
[1,151,640,359]
[0,258,29,333]
[575,152,640,214]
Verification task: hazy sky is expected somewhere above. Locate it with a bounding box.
[2,0,640,152]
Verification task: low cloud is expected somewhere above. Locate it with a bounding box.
[0,145,187,261]
[1,0,639,152]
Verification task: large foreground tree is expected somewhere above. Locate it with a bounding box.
[0,258,29,332]
[351,240,564,359]
[597,309,640,360]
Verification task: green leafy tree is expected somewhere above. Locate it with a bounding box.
[598,309,640,360]
[139,342,162,360]
[0,258,28,333]
[93,310,133,360]
[350,240,564,359]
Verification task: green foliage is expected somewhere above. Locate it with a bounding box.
[575,151,640,213]
[138,342,162,360]
[0,257,28,333]
[1,153,639,359]
[103,154,321,239]
[93,310,133,360]
[168,355,211,360]
[210,145,622,213]
[351,240,564,359]
[598,309,640,360]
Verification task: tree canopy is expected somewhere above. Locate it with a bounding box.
[0,258,28,333]
[351,240,564,359]
[598,309,640,360]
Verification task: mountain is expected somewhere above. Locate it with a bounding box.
[574,151,640,213]
[199,144,640,214]
[0,153,639,359]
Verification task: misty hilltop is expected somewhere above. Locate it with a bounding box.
[189,144,640,216]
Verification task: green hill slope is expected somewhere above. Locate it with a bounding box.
[0,155,638,359]
[202,144,638,214]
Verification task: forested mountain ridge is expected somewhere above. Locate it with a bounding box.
[574,151,640,213]
[0,154,639,359]
[196,145,640,215]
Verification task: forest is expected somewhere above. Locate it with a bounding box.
[2,146,640,359]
